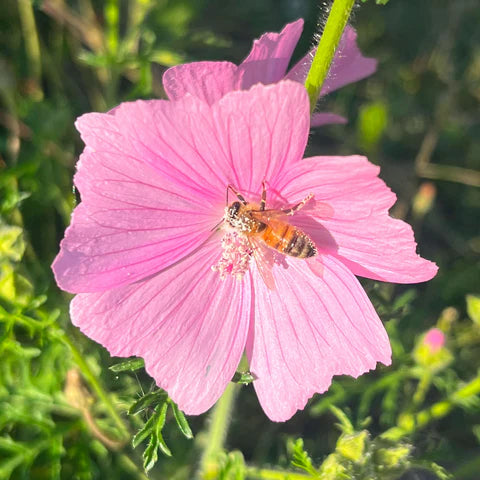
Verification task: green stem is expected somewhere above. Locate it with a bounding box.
[57,331,130,440]
[304,0,356,112]
[412,372,432,407]
[198,381,239,479]
[17,0,43,98]
[382,373,480,441]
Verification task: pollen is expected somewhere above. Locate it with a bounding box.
[212,230,252,280]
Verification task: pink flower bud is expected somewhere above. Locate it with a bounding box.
[423,328,445,353]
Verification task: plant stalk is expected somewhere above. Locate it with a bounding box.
[304,0,356,112]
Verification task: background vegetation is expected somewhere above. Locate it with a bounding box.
[0,0,479,479]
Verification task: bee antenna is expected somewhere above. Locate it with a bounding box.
[226,184,247,205]
[211,219,224,232]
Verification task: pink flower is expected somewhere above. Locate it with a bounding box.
[163,19,377,127]
[52,81,437,422]
[423,328,445,353]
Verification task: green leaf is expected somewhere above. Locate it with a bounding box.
[290,438,318,477]
[143,433,159,473]
[466,294,480,326]
[109,357,145,372]
[231,371,254,385]
[128,389,168,416]
[132,404,163,448]
[169,400,193,439]
[392,290,417,312]
[0,224,25,261]
[336,431,369,464]
[140,402,172,472]
[329,406,354,435]
[156,401,168,434]
[156,430,172,458]
[0,263,33,306]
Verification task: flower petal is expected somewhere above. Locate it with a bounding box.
[239,19,304,88]
[52,143,218,293]
[320,25,377,96]
[247,254,391,422]
[76,102,229,198]
[54,82,313,293]
[286,26,377,96]
[163,61,239,104]
[278,155,438,283]
[214,81,310,193]
[70,238,251,415]
[311,112,347,127]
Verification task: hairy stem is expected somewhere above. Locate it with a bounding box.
[304,0,356,112]
[198,382,239,479]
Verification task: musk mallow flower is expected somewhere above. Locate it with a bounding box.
[163,19,377,127]
[52,81,437,422]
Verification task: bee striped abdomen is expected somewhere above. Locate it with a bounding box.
[262,224,317,258]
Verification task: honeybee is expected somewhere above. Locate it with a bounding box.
[225,182,318,289]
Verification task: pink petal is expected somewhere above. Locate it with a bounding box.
[163,61,239,104]
[423,328,445,352]
[321,25,377,95]
[54,82,312,293]
[286,26,377,96]
[247,254,391,422]
[70,238,251,415]
[76,102,229,198]
[239,19,304,88]
[52,149,217,293]
[214,81,310,193]
[311,112,347,127]
[278,155,438,283]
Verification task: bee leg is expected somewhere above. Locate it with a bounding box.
[282,193,314,216]
[226,184,247,205]
[260,180,267,211]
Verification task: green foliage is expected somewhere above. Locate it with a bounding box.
[357,101,388,151]
[288,410,446,480]
[1,0,479,479]
[128,387,193,471]
[361,0,390,4]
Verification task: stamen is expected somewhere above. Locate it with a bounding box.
[212,230,253,281]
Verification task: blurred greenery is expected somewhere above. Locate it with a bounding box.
[1,0,479,479]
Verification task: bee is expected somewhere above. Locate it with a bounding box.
[225,182,318,288]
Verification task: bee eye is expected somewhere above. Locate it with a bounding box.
[228,202,241,218]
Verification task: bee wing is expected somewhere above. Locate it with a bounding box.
[250,209,287,224]
[248,237,276,291]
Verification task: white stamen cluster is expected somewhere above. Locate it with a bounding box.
[212,230,253,280]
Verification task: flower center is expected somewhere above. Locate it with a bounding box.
[212,229,253,280]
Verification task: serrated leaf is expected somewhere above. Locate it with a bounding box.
[143,433,159,472]
[290,438,318,477]
[109,357,145,372]
[140,403,172,472]
[170,401,193,439]
[128,389,167,415]
[132,405,163,448]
